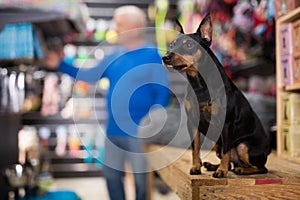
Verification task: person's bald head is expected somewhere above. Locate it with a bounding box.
[114,5,146,29]
[113,6,147,48]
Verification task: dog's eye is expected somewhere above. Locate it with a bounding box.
[168,42,175,50]
[185,41,194,49]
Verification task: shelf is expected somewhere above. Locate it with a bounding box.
[277,6,300,24]
[276,7,300,159]
[285,83,300,91]
[51,163,102,178]
[22,112,106,125]
[146,145,300,200]
[277,153,300,165]
[83,0,178,20]
[0,7,81,37]
[21,111,106,178]
[49,150,99,163]
[46,142,103,177]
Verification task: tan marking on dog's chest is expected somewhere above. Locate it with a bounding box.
[184,100,192,111]
[186,67,198,77]
[200,101,220,116]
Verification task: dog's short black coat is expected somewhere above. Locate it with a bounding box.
[162,14,271,178]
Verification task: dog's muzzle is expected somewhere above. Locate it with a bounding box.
[162,54,188,70]
[162,54,172,66]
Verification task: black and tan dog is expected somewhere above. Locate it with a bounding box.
[162,14,270,178]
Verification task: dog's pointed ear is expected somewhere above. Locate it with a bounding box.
[197,13,212,47]
[175,19,184,34]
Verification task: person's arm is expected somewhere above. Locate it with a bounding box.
[57,61,105,83]
[44,50,109,83]
[57,61,78,79]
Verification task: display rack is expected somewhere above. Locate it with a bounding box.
[0,5,105,181]
[21,96,106,178]
[146,145,300,200]
[0,114,21,196]
[0,7,82,37]
[0,7,78,196]
[276,6,300,162]
[82,0,178,20]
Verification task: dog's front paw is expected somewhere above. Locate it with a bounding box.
[190,165,202,175]
[212,168,228,178]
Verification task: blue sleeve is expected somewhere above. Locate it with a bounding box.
[57,58,109,84]
[57,61,79,79]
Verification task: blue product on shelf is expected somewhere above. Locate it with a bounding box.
[33,29,44,59]
[0,23,17,59]
[0,23,43,60]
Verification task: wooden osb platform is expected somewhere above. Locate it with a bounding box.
[146,145,300,200]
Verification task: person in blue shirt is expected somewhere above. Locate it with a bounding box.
[44,5,170,200]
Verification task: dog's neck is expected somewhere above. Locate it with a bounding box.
[186,71,211,103]
[185,49,232,104]
[185,52,214,89]
[186,71,206,90]
[194,48,232,92]
[209,49,234,87]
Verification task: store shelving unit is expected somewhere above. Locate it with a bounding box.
[82,0,178,20]
[0,7,82,37]
[0,5,105,181]
[276,6,300,162]
[21,105,106,178]
[0,6,83,196]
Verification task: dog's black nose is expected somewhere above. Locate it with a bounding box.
[162,55,171,64]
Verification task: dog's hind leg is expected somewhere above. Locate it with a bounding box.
[232,143,268,175]
[233,166,268,175]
